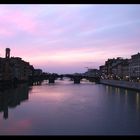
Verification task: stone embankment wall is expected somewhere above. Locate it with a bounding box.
[100,79,140,90]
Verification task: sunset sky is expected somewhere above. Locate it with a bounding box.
[0,4,140,74]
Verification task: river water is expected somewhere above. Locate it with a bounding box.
[0,78,140,135]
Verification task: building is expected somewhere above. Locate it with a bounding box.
[104,57,124,78]
[111,59,130,80]
[9,57,33,81]
[105,58,116,76]
[34,69,42,76]
[129,52,140,79]
[99,65,107,78]
[0,48,36,82]
[84,68,100,77]
[29,65,34,76]
[121,59,130,79]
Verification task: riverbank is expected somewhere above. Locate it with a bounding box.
[100,79,140,91]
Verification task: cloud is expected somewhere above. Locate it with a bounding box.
[0,5,140,73]
[78,19,140,37]
[0,7,39,37]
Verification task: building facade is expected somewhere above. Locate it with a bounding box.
[129,52,140,79]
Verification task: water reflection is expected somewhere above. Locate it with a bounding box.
[136,92,140,112]
[1,80,140,135]
[125,89,128,106]
[117,88,120,94]
[109,86,112,93]
[0,84,31,120]
[105,85,140,116]
[105,85,109,93]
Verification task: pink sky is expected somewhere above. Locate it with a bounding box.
[0,4,140,74]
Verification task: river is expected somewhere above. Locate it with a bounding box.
[0,78,140,135]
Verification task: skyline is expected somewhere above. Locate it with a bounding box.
[0,5,140,74]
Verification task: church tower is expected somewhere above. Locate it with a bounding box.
[5,48,10,58]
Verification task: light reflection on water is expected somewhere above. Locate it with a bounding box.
[0,79,140,135]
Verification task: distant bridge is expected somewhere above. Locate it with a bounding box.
[29,73,100,85]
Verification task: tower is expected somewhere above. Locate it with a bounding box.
[5,48,10,58]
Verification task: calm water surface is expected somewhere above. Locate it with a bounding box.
[0,78,140,135]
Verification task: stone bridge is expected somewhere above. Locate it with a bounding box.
[29,74,100,84]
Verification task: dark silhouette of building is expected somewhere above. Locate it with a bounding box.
[0,48,40,82]
[5,48,10,59]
